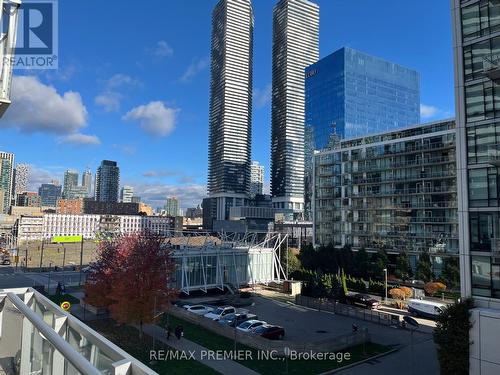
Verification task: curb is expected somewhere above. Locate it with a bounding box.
[319,346,400,374]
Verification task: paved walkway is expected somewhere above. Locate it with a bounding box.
[142,324,259,375]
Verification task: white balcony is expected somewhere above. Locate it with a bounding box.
[0,287,156,374]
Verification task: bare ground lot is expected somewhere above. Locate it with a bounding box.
[15,241,97,269]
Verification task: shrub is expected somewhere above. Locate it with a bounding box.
[389,288,406,300]
[424,281,447,297]
[368,279,385,295]
[399,286,413,299]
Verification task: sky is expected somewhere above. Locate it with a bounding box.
[0,0,455,210]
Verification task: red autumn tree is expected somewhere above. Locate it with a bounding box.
[85,232,178,337]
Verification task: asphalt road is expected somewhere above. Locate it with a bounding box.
[0,265,36,289]
[0,265,87,292]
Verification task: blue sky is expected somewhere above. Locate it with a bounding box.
[0,0,454,209]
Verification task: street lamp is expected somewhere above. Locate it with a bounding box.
[383,268,388,302]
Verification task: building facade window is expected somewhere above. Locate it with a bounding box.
[470,211,500,251]
[461,1,500,42]
[465,81,500,122]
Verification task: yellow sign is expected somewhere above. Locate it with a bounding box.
[14,255,19,263]
[60,301,71,311]
[52,235,83,243]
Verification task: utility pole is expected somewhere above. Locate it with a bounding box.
[383,268,388,302]
[39,240,45,271]
[79,236,84,285]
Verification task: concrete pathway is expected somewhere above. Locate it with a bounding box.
[142,324,259,375]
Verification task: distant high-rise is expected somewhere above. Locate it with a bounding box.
[303,47,421,218]
[13,163,29,197]
[82,169,92,197]
[164,197,180,217]
[120,185,134,203]
[207,0,254,221]
[38,183,62,207]
[16,192,41,207]
[95,160,120,203]
[270,0,319,216]
[250,161,264,197]
[63,170,79,199]
[0,151,14,214]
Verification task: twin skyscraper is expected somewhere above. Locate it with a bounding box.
[206,0,319,223]
[205,0,421,226]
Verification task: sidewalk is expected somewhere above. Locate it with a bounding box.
[142,324,260,375]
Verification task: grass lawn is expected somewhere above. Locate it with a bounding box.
[89,319,220,375]
[161,314,391,375]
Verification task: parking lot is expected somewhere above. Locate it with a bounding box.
[180,294,434,345]
[179,293,440,374]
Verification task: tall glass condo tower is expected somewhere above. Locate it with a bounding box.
[270,0,319,216]
[207,0,254,221]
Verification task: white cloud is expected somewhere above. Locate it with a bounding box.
[130,183,206,209]
[151,40,174,58]
[95,92,122,112]
[253,84,272,108]
[94,74,139,112]
[123,101,179,137]
[2,76,87,134]
[420,104,439,119]
[27,165,63,191]
[179,58,209,83]
[142,169,178,178]
[58,133,101,146]
[106,73,139,89]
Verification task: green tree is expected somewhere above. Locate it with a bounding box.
[354,247,369,278]
[416,253,433,282]
[340,268,348,302]
[370,249,388,279]
[441,257,460,289]
[281,247,301,277]
[298,243,319,270]
[434,298,473,375]
[395,252,413,281]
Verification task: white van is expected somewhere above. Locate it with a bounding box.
[407,299,447,319]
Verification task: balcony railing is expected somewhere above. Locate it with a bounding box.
[484,54,500,80]
[487,144,500,166]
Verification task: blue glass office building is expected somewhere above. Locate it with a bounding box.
[304,47,421,218]
[305,47,420,145]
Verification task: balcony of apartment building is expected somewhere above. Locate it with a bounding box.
[349,185,457,198]
[354,155,455,173]
[0,288,155,375]
[483,53,500,81]
[349,170,456,185]
[487,143,500,166]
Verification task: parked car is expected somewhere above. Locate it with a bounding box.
[203,306,236,321]
[252,324,285,340]
[346,293,380,309]
[236,319,266,333]
[184,305,213,316]
[219,313,258,327]
[407,299,447,319]
[0,253,10,265]
[408,279,425,286]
